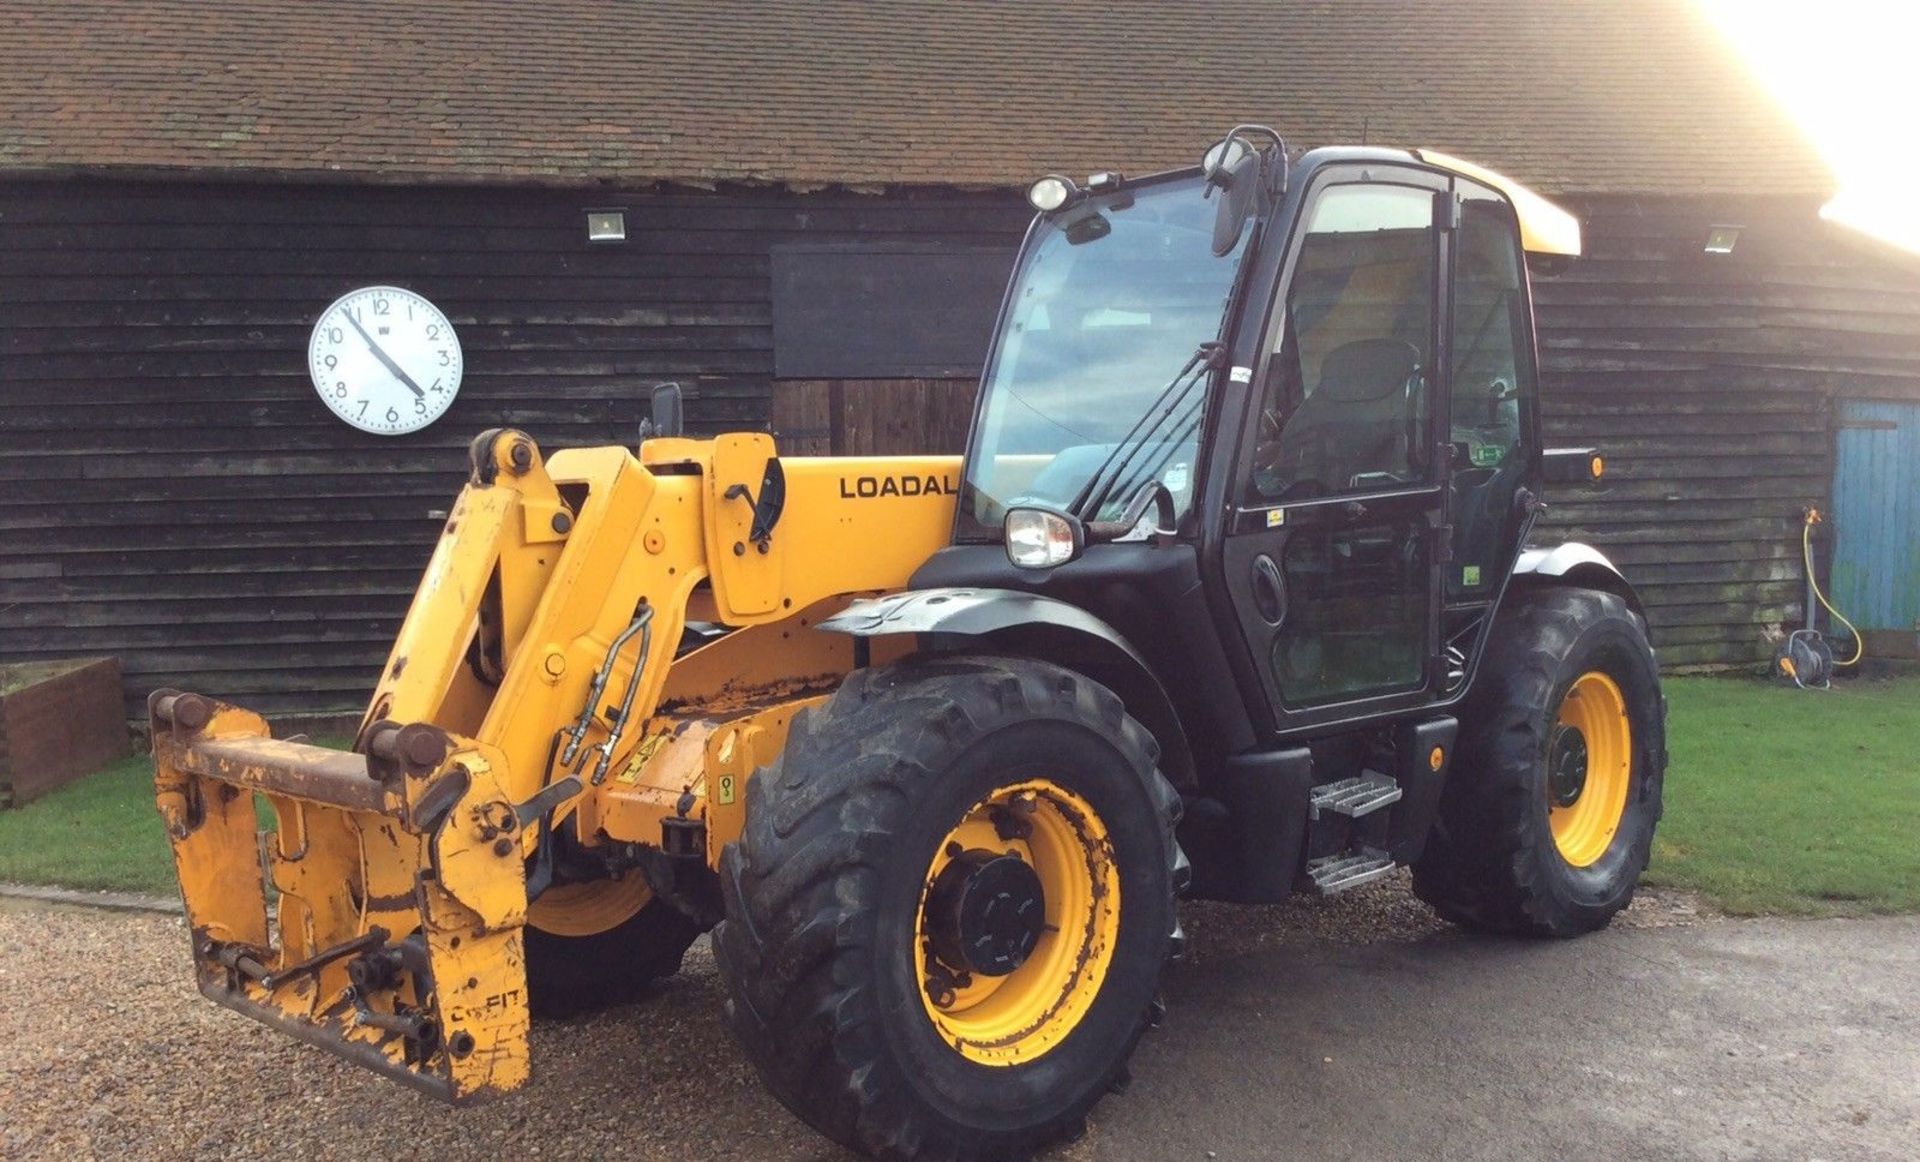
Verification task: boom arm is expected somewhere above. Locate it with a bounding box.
[152,429,958,1101]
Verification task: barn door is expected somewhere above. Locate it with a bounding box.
[1831,400,1920,658]
[770,379,979,455]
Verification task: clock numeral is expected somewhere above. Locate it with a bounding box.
[373,298,391,316]
[358,400,370,418]
[426,324,439,340]
[438,350,451,366]
[414,398,428,416]
[323,354,338,371]
[333,381,348,399]
[386,407,400,424]
[328,327,343,344]
[431,379,444,392]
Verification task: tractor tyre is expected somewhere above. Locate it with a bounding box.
[714,656,1186,1162]
[1412,586,1665,936]
[523,877,702,1018]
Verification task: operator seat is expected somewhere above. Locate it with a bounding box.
[1275,337,1422,493]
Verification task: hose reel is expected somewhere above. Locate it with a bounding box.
[1775,508,1863,690]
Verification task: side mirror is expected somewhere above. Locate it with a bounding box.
[1206,139,1262,256]
[640,381,685,441]
[1202,136,1252,186]
[1201,125,1288,257]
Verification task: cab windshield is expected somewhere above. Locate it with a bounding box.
[959,174,1250,537]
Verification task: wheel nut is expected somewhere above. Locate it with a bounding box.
[924,978,957,1009]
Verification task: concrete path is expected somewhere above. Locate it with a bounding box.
[1101,914,1920,1161]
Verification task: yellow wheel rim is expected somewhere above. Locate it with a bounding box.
[913,779,1120,1067]
[1548,671,1633,868]
[525,876,650,938]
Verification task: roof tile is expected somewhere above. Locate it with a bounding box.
[0,0,1832,196]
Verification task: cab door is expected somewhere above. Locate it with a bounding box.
[1222,169,1450,728]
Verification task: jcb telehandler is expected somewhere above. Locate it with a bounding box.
[152,127,1663,1160]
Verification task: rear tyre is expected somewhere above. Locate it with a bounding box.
[1413,586,1665,936]
[523,877,701,1018]
[714,657,1185,1162]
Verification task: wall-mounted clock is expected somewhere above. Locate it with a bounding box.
[308,286,463,434]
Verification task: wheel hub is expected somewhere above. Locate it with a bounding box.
[1548,723,1590,808]
[925,849,1047,977]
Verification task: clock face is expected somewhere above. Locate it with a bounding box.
[307,286,463,435]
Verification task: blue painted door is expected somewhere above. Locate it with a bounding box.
[1831,400,1920,649]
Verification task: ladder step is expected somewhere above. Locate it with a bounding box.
[1307,847,1396,894]
[1308,774,1402,819]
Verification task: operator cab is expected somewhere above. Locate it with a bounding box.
[923,128,1599,745]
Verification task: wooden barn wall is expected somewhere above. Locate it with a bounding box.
[1533,195,1920,670]
[770,378,979,456]
[0,179,1024,717]
[4,181,1918,720]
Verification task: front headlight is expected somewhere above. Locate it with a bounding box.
[1004,507,1082,569]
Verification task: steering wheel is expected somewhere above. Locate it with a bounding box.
[1259,407,1284,442]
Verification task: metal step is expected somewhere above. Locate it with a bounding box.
[1306,847,1397,894]
[1308,773,1403,820]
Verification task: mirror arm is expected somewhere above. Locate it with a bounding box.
[1085,480,1177,544]
[1205,124,1289,195]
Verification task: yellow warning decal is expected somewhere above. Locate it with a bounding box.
[615,732,670,785]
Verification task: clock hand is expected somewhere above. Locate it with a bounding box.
[342,311,426,399]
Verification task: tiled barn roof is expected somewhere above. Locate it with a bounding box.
[0,0,1833,196]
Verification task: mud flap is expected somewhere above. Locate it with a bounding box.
[150,690,534,1103]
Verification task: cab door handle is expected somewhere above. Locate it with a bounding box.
[1251,554,1287,627]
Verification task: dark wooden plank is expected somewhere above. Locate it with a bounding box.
[769,381,834,456]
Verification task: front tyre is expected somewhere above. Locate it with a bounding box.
[1413,587,1665,936]
[522,877,701,1018]
[714,657,1185,1161]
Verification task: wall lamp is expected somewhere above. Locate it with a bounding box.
[586,208,627,243]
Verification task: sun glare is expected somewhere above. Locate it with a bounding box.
[1696,0,1920,254]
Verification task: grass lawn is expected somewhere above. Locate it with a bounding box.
[0,737,349,896]
[0,680,1914,916]
[0,749,178,894]
[1648,674,1920,916]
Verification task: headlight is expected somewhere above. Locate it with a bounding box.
[1004,507,1082,569]
[1027,175,1076,213]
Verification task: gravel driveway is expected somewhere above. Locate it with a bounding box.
[3,880,1912,1161]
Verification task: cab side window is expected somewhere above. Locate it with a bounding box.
[1447,196,1535,596]
[1248,184,1437,504]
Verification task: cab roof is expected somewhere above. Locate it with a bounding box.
[1291,145,1583,258]
[1412,149,1583,257]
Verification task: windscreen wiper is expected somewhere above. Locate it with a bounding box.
[1069,340,1226,522]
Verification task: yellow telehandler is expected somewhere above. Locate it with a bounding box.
[152,128,1663,1160]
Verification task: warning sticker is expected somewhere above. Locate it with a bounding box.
[615,733,669,785]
